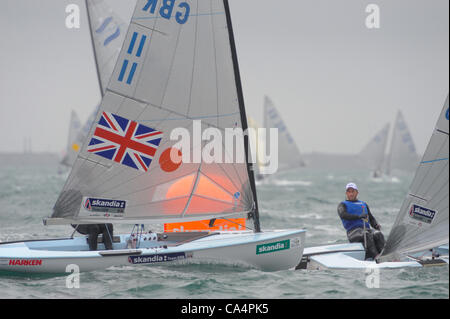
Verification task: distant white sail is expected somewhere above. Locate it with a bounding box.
[47,0,257,226]
[66,1,131,161]
[86,0,131,94]
[61,110,82,167]
[379,96,449,261]
[358,123,390,178]
[386,111,420,175]
[263,96,305,174]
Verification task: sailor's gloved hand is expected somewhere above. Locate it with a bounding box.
[374,224,381,231]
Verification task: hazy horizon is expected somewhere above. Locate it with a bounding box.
[0,0,448,156]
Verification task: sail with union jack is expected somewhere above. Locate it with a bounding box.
[87,111,163,172]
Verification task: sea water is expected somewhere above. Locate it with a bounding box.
[0,156,448,299]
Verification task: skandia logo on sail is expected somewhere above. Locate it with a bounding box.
[128,252,191,264]
[83,197,126,214]
[409,204,436,224]
[256,240,290,255]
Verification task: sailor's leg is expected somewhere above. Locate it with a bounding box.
[347,228,364,243]
[364,230,379,259]
[102,224,114,250]
[87,225,100,251]
[373,231,385,253]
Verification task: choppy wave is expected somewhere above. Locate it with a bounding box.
[0,160,447,299]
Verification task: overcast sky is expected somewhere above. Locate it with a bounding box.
[0,0,448,156]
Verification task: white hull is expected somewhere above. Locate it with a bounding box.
[297,243,449,270]
[0,229,305,274]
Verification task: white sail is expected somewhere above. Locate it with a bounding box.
[67,1,131,162]
[358,123,390,177]
[46,0,257,226]
[263,96,305,173]
[386,111,420,175]
[86,0,131,94]
[61,110,83,167]
[379,96,449,261]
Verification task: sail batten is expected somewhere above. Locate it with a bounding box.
[49,0,257,226]
[379,95,449,262]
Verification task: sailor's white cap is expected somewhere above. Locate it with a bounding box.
[346,182,358,191]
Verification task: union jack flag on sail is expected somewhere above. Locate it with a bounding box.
[87,112,163,172]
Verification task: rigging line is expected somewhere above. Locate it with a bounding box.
[186,0,200,118]
[219,217,254,231]
[138,112,242,122]
[105,169,199,202]
[200,171,237,198]
[133,12,225,21]
[421,158,448,164]
[129,21,168,36]
[436,129,449,136]
[408,193,428,202]
[127,195,190,208]
[181,162,203,218]
[194,193,244,207]
[106,89,242,134]
[77,156,112,169]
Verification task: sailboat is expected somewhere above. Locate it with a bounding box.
[297,96,449,270]
[60,110,83,168]
[385,110,420,176]
[358,123,390,179]
[60,0,130,171]
[257,96,305,180]
[0,0,305,273]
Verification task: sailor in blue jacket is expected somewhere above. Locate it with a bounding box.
[337,183,385,259]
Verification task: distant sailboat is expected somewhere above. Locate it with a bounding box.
[385,110,420,176]
[60,0,130,169]
[298,95,449,269]
[358,123,390,179]
[0,0,305,274]
[261,96,305,179]
[60,110,82,168]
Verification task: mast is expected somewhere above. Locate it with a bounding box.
[385,112,397,176]
[85,0,104,95]
[223,0,261,232]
